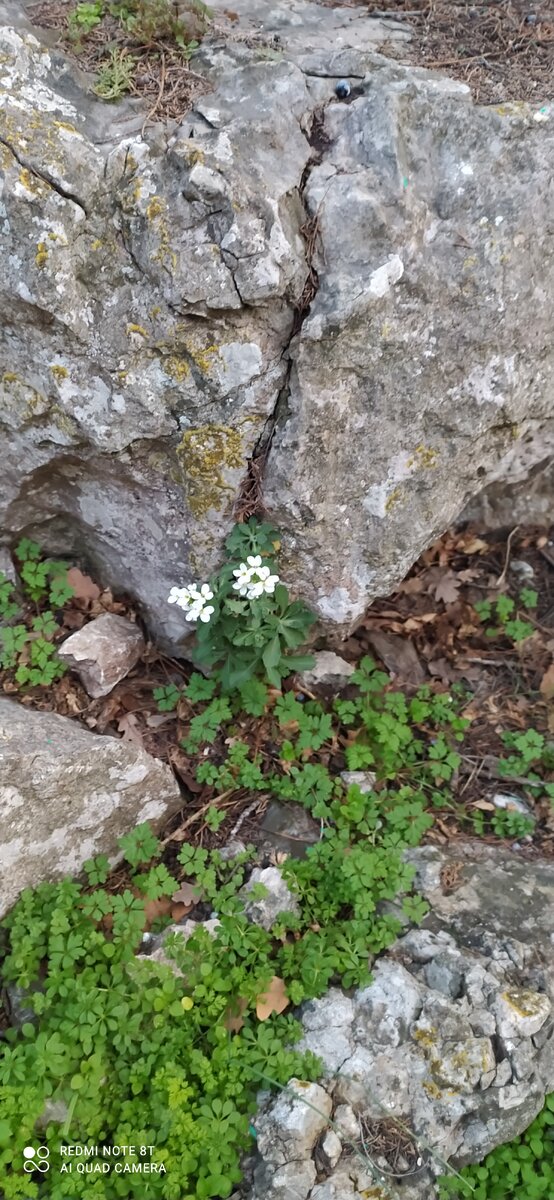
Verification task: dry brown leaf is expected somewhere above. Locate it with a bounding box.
[471,799,496,812]
[456,535,489,555]
[432,572,461,605]
[540,662,554,700]
[397,576,424,595]
[67,566,101,601]
[170,902,192,922]
[224,996,248,1033]
[143,895,172,927]
[117,712,144,747]
[172,882,202,907]
[256,975,290,1021]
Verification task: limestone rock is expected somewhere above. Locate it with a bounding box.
[319,1130,342,1170]
[340,771,377,794]
[1,10,553,644]
[0,698,181,916]
[241,866,300,929]
[58,613,144,697]
[297,652,355,691]
[255,1079,332,1167]
[246,844,554,1200]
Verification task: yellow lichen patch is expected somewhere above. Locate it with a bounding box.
[462,255,478,271]
[177,425,243,517]
[126,324,149,340]
[50,365,69,381]
[2,372,19,384]
[385,486,402,513]
[146,196,166,221]
[407,444,438,471]
[164,355,191,382]
[184,146,205,166]
[53,119,79,135]
[413,1027,437,1049]
[422,1080,443,1100]
[18,167,44,197]
[189,344,220,374]
[90,238,103,251]
[35,242,48,269]
[502,989,546,1018]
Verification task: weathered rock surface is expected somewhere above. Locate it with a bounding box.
[241,866,300,929]
[246,844,554,1200]
[1,3,553,647]
[297,652,355,692]
[58,612,144,697]
[0,698,182,916]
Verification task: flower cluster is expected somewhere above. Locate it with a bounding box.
[168,583,214,623]
[232,555,279,600]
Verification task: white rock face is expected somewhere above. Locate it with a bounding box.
[297,653,355,691]
[58,613,144,697]
[1,3,553,646]
[0,698,181,916]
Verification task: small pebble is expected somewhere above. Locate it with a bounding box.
[335,80,351,100]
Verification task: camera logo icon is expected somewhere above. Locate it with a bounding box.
[23,1146,50,1173]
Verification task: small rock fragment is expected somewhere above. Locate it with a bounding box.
[296,652,355,691]
[58,612,144,698]
[256,1079,332,1166]
[241,866,300,930]
[340,770,377,793]
[0,547,17,586]
[491,793,533,816]
[332,1104,360,1142]
[493,989,551,1039]
[320,1129,342,1168]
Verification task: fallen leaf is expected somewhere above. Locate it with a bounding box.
[224,996,248,1033]
[145,712,175,729]
[67,566,101,601]
[172,882,202,907]
[256,975,290,1021]
[366,630,426,684]
[117,712,144,748]
[540,663,554,700]
[456,535,489,555]
[170,902,192,922]
[456,568,481,584]
[432,572,461,605]
[143,896,172,927]
[471,799,496,812]
[397,576,424,595]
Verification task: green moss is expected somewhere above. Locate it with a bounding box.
[176,425,243,517]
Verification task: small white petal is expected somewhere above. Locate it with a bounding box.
[247,582,264,599]
[247,555,262,568]
[198,606,214,623]
[256,566,270,581]
[200,584,213,599]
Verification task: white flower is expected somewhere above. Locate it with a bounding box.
[233,562,254,594]
[245,572,280,600]
[197,605,214,623]
[168,586,191,608]
[247,555,262,568]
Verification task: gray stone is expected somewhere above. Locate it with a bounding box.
[0,548,17,586]
[255,1079,332,1167]
[2,14,554,646]
[58,613,145,697]
[424,952,465,999]
[493,989,551,1040]
[241,866,300,929]
[246,844,554,1200]
[331,1104,360,1143]
[296,652,355,691]
[320,1130,342,1169]
[261,800,320,858]
[340,771,377,794]
[491,792,533,816]
[0,697,181,916]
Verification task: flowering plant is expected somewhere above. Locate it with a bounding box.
[169,518,316,691]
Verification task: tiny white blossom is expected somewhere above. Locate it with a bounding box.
[263,574,279,594]
[198,605,214,623]
[246,555,262,568]
[168,586,191,608]
[247,581,265,599]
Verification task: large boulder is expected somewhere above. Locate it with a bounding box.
[0,2,553,647]
[0,698,182,916]
[248,843,554,1200]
